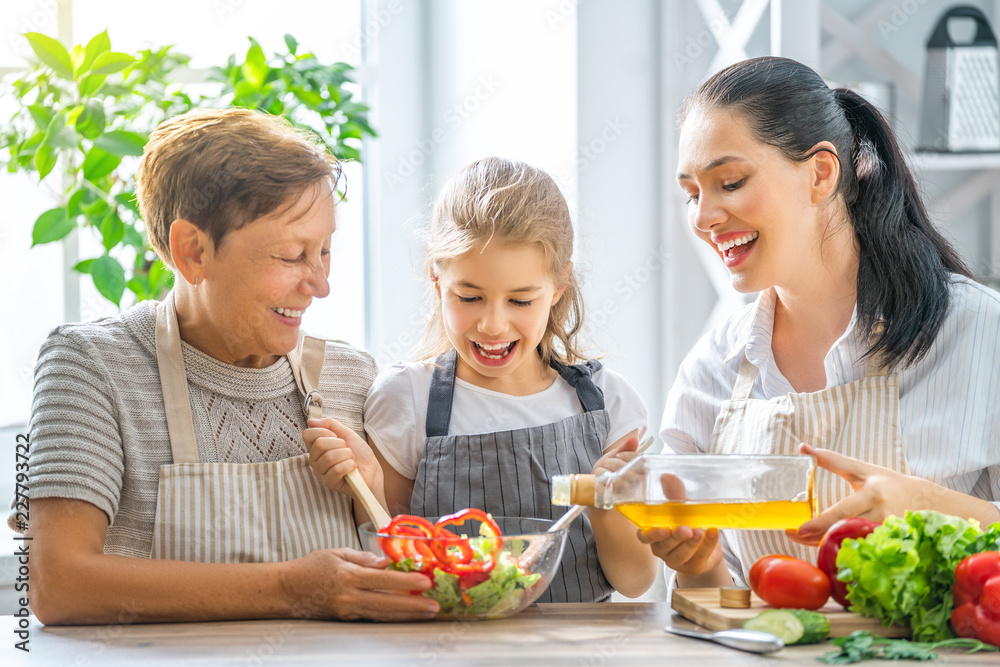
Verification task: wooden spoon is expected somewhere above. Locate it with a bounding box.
[345,469,392,530]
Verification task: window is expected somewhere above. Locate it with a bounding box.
[0,0,367,429]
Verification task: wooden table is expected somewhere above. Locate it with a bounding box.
[3,603,998,666]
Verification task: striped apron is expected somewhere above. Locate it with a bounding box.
[708,352,909,585]
[150,293,359,563]
[410,349,615,603]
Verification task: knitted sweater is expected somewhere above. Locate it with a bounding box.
[10,299,376,558]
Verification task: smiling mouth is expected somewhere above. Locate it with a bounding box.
[473,341,516,359]
[716,231,758,258]
[272,307,305,318]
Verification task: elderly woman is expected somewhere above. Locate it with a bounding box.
[15,108,438,624]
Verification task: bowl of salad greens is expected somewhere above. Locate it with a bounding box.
[358,510,568,620]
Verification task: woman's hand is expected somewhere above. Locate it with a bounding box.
[304,417,382,497]
[280,548,438,621]
[787,443,1000,546]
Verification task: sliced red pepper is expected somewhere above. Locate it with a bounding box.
[378,515,439,572]
[431,525,475,566]
[431,509,503,573]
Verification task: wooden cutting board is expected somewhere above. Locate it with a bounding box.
[671,588,910,638]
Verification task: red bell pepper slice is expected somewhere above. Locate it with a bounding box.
[378,509,505,577]
[431,509,503,574]
[951,551,1000,647]
[378,515,439,572]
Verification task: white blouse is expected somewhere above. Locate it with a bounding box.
[660,276,1000,512]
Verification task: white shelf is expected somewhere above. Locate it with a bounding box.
[911,151,1000,171]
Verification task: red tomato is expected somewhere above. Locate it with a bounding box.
[756,557,831,610]
[748,554,792,595]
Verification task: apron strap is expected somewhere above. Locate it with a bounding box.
[425,349,458,438]
[551,359,606,412]
[731,355,757,400]
[288,336,327,421]
[425,350,608,438]
[155,292,201,464]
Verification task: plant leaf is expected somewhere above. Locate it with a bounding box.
[67,188,88,217]
[79,73,107,96]
[34,145,56,180]
[24,32,74,79]
[100,211,125,251]
[122,223,144,249]
[90,255,126,306]
[114,192,140,217]
[43,112,78,150]
[70,44,86,74]
[89,51,135,75]
[78,30,111,76]
[74,258,95,274]
[82,146,120,181]
[126,276,148,299]
[241,41,268,88]
[27,105,54,131]
[75,100,106,140]
[284,34,298,55]
[94,130,146,157]
[31,207,74,246]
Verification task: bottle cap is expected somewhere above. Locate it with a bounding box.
[551,475,572,506]
[720,587,751,609]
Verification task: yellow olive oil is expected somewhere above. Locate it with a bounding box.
[614,500,812,530]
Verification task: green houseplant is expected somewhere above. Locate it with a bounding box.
[1,31,374,307]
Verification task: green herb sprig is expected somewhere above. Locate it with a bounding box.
[816,631,998,664]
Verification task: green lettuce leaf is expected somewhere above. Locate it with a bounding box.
[836,510,989,642]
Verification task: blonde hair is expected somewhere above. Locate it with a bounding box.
[135,108,341,266]
[418,157,585,365]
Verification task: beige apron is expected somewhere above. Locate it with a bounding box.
[150,293,360,562]
[708,351,909,582]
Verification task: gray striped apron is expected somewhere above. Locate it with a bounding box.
[411,349,614,603]
[708,352,909,585]
[150,292,359,562]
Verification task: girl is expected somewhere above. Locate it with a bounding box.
[307,157,656,601]
[646,56,1000,589]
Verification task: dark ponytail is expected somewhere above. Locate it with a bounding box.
[832,88,971,368]
[683,56,972,369]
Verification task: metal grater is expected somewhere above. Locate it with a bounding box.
[918,5,1000,152]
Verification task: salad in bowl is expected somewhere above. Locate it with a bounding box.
[358,509,568,619]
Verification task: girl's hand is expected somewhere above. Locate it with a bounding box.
[303,418,382,497]
[787,443,942,546]
[592,436,640,476]
[638,525,724,577]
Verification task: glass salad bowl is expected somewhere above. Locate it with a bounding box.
[358,513,568,620]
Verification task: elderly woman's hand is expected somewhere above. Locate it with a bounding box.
[304,418,383,498]
[282,548,439,621]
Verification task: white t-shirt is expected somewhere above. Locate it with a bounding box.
[660,276,1000,512]
[366,359,649,478]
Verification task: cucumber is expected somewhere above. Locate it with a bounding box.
[743,609,831,645]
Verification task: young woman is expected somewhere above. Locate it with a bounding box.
[647,56,1000,589]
